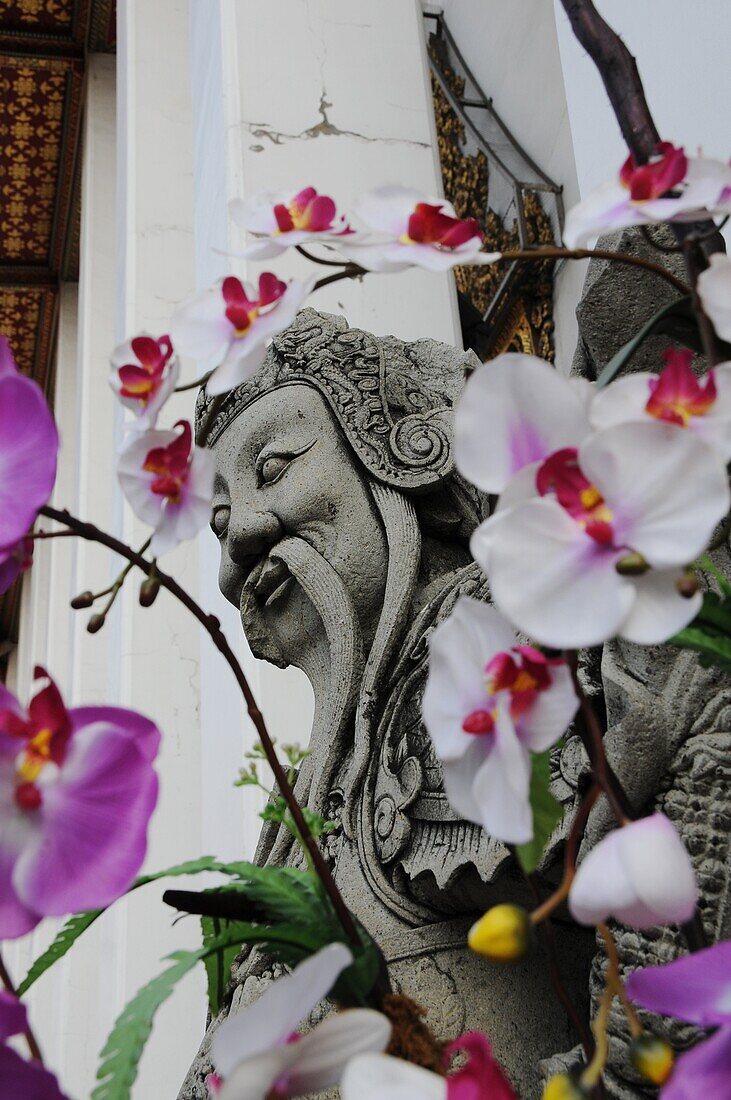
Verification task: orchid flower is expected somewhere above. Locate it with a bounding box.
[338,185,500,272]
[0,667,160,938]
[117,420,214,558]
[422,598,577,845]
[469,421,729,648]
[0,991,66,1098]
[341,1032,517,1100]
[208,943,390,1100]
[697,252,731,344]
[0,336,58,575]
[454,353,592,495]
[0,536,33,596]
[569,813,697,929]
[590,348,731,460]
[169,273,313,396]
[109,333,179,430]
[564,143,731,248]
[229,187,352,260]
[627,939,731,1099]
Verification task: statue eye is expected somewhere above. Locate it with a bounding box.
[211,505,230,537]
[259,454,292,485]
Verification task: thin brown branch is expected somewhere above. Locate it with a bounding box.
[175,371,212,393]
[312,264,366,293]
[0,951,44,1063]
[39,505,364,955]
[501,248,690,296]
[295,244,351,268]
[683,240,720,367]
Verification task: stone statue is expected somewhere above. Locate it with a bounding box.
[180,307,594,1099]
[181,270,731,1099]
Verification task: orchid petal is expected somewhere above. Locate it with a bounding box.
[212,943,352,1077]
[626,940,731,1028]
[660,1024,731,1100]
[341,1052,446,1100]
[455,355,591,493]
[441,739,493,823]
[619,569,702,645]
[520,663,577,752]
[284,1010,391,1096]
[422,598,516,762]
[0,376,58,548]
[117,430,174,527]
[0,1045,67,1100]
[0,990,27,1041]
[472,500,633,648]
[698,255,731,343]
[579,422,730,567]
[354,185,429,235]
[169,284,234,360]
[472,698,533,844]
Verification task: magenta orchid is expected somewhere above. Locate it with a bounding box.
[468,419,728,648]
[564,142,731,248]
[169,272,313,396]
[209,944,390,1100]
[626,939,731,1099]
[569,813,697,929]
[0,336,58,580]
[117,419,214,558]
[342,1032,517,1100]
[109,332,179,431]
[338,184,499,272]
[229,187,352,260]
[0,535,33,596]
[590,348,731,460]
[422,598,577,845]
[0,991,66,1099]
[0,667,160,938]
[697,252,731,344]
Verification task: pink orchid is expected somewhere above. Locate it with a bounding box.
[169,272,313,396]
[338,185,500,272]
[422,598,577,845]
[342,1032,517,1100]
[118,420,214,558]
[0,667,160,938]
[0,535,33,596]
[627,939,731,1099]
[469,420,729,648]
[210,944,390,1100]
[569,813,697,929]
[591,348,731,461]
[0,336,58,570]
[109,333,179,431]
[0,991,66,1098]
[229,187,352,260]
[564,143,731,248]
[698,253,731,344]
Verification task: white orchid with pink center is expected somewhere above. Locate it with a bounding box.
[207,943,390,1100]
[457,354,730,648]
[0,667,160,939]
[109,332,179,431]
[698,252,731,344]
[338,184,500,272]
[170,272,313,396]
[591,347,731,460]
[229,186,352,260]
[422,598,577,845]
[564,142,731,248]
[569,812,697,929]
[118,419,214,557]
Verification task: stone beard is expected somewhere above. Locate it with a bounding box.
[181,298,731,1100]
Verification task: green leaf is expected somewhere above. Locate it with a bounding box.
[18,856,252,996]
[595,296,693,389]
[670,624,731,673]
[516,749,564,874]
[92,927,246,1100]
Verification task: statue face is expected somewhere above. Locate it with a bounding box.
[210,383,389,668]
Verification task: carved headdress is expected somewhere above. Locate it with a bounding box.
[196,307,480,494]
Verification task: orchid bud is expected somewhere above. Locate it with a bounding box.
[139,575,160,607]
[630,1034,674,1085]
[542,1072,589,1100]
[615,551,649,576]
[468,903,532,962]
[70,590,95,609]
[676,570,699,598]
[87,613,106,634]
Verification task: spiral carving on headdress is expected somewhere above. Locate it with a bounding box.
[389,411,451,473]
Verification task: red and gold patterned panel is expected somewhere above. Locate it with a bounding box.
[0,1,74,37]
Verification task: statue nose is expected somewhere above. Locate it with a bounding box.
[227,508,283,567]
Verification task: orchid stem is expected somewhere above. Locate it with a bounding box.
[174,371,213,393]
[501,248,690,296]
[29,529,77,541]
[682,239,720,367]
[598,923,642,1039]
[39,505,364,957]
[0,951,44,1063]
[312,265,366,293]
[530,782,600,926]
[581,985,613,1090]
[295,244,351,268]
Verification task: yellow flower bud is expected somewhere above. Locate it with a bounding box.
[630,1034,674,1085]
[542,1072,588,1100]
[468,903,531,962]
